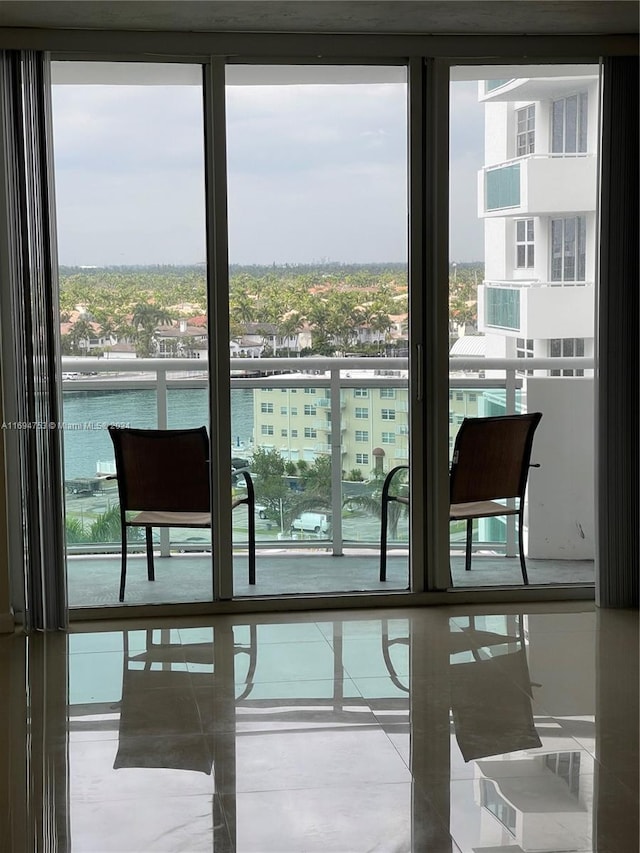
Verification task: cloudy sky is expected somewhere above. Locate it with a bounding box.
[51,65,484,267]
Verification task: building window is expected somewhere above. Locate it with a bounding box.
[280,428,288,437]
[550,338,585,376]
[515,219,535,268]
[380,388,396,399]
[515,104,535,156]
[355,407,369,419]
[291,429,298,438]
[552,92,588,153]
[303,404,316,416]
[455,392,464,401]
[304,427,317,438]
[280,406,287,415]
[304,387,316,394]
[399,425,409,435]
[551,216,586,282]
[353,388,369,398]
[291,407,298,416]
[381,409,396,421]
[355,430,369,442]
[468,393,477,402]
[261,424,274,436]
[355,453,369,465]
[260,402,274,414]
[381,432,396,444]
[516,337,535,376]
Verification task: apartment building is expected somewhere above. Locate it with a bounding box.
[253,374,480,475]
[477,68,599,372]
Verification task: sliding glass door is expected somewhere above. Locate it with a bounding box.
[225,65,409,596]
[51,62,211,607]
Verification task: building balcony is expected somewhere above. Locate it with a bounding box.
[479,281,595,338]
[60,354,595,608]
[478,154,597,217]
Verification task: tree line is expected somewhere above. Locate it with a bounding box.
[58,262,482,358]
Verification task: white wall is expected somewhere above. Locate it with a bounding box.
[522,285,595,339]
[526,377,595,559]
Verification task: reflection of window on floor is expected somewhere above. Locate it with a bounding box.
[550,337,585,376]
[480,779,517,836]
[544,751,582,797]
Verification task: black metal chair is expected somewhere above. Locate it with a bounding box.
[379,413,542,584]
[108,425,256,601]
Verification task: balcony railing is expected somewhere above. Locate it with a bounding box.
[60,354,595,563]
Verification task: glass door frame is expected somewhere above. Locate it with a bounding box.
[0,30,623,624]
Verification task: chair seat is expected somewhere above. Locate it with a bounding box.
[450,500,519,521]
[129,510,211,527]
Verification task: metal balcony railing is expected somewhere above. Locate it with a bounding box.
[61,354,594,559]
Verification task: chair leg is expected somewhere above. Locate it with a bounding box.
[248,504,256,585]
[119,532,127,602]
[518,513,529,585]
[465,519,473,571]
[380,496,389,582]
[145,527,155,581]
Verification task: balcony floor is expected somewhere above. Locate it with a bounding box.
[67,550,595,608]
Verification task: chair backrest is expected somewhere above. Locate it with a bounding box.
[108,426,210,513]
[449,413,542,505]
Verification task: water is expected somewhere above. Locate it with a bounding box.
[62,387,254,481]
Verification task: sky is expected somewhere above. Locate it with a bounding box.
[51,67,485,267]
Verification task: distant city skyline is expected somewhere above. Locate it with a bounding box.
[51,71,484,266]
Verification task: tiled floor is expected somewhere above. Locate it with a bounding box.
[1,601,637,852]
[66,551,596,607]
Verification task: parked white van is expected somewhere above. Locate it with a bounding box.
[291,512,331,535]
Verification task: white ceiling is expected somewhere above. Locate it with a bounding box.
[0,1,637,36]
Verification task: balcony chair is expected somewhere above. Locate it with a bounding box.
[108,425,256,601]
[379,412,542,585]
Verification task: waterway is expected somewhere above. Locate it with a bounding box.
[62,387,254,481]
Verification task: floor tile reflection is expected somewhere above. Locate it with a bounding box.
[3,602,637,852]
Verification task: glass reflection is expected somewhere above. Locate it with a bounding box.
[10,607,637,851]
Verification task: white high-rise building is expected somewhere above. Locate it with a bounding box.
[476,67,599,375]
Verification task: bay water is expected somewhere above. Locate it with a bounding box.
[62,387,254,481]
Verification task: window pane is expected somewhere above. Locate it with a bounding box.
[565,95,578,153]
[551,219,563,280]
[578,92,588,152]
[564,217,576,280]
[552,99,564,152]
